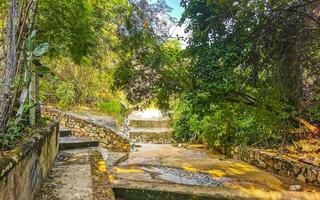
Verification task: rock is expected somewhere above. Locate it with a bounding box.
[318,172,320,183]
[266,167,275,173]
[289,185,301,191]
[297,173,306,183]
[254,151,260,161]
[293,164,301,175]
[306,168,317,182]
[249,151,254,159]
[259,161,266,168]
[274,162,282,171]
[265,158,274,168]
[282,159,292,171]
[99,131,106,138]
[279,170,290,177]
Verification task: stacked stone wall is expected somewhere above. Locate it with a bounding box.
[42,106,130,152]
[225,147,320,186]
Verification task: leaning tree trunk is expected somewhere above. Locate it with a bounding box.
[0,0,17,134]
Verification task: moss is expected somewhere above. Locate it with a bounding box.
[0,121,58,179]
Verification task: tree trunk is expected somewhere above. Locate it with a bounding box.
[0,0,17,134]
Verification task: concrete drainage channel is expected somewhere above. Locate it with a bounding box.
[105,152,236,200]
[110,165,229,200]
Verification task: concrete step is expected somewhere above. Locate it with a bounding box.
[36,147,116,200]
[129,119,171,129]
[59,128,72,137]
[129,128,173,144]
[59,136,99,150]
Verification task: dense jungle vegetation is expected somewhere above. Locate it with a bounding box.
[0,0,320,150]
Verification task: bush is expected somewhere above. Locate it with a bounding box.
[56,82,76,109]
[96,100,124,124]
[172,100,282,149]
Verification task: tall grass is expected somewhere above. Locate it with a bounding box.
[96,100,124,125]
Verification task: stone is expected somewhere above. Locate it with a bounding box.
[254,151,260,161]
[289,185,301,191]
[252,160,259,167]
[306,168,317,182]
[279,170,290,177]
[318,172,320,183]
[259,161,266,168]
[293,164,301,175]
[297,173,306,183]
[274,162,282,171]
[249,150,254,159]
[282,160,292,171]
[99,131,106,138]
[265,158,274,168]
[266,167,275,173]
[105,135,111,141]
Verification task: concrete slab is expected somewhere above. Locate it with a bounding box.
[59,136,99,150]
[109,144,320,200]
[36,147,116,200]
[60,128,72,137]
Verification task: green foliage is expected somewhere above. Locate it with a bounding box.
[114,0,320,148]
[0,103,34,150]
[173,99,285,148]
[96,100,125,124]
[165,0,319,148]
[37,0,129,114]
[55,82,76,109]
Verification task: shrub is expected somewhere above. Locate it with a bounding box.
[96,100,124,124]
[56,82,76,109]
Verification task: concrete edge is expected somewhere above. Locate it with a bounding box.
[0,121,59,178]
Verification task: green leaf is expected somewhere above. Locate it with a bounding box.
[33,66,53,76]
[30,30,37,38]
[33,43,49,56]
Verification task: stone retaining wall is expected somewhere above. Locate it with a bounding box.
[225,147,320,186]
[130,119,171,128]
[42,106,130,152]
[0,122,59,200]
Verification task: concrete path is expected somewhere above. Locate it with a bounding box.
[35,127,115,200]
[109,144,320,200]
[35,148,93,200]
[36,147,116,200]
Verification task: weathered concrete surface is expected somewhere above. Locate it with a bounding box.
[60,128,72,137]
[0,122,59,200]
[129,109,167,121]
[35,147,116,200]
[109,144,320,200]
[129,109,173,144]
[59,136,99,150]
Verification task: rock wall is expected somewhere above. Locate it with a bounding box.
[42,106,130,152]
[225,147,320,186]
[0,122,59,200]
[130,129,173,144]
[130,119,171,128]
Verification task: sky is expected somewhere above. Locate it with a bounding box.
[148,0,184,20]
[148,0,188,47]
[166,1,184,20]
